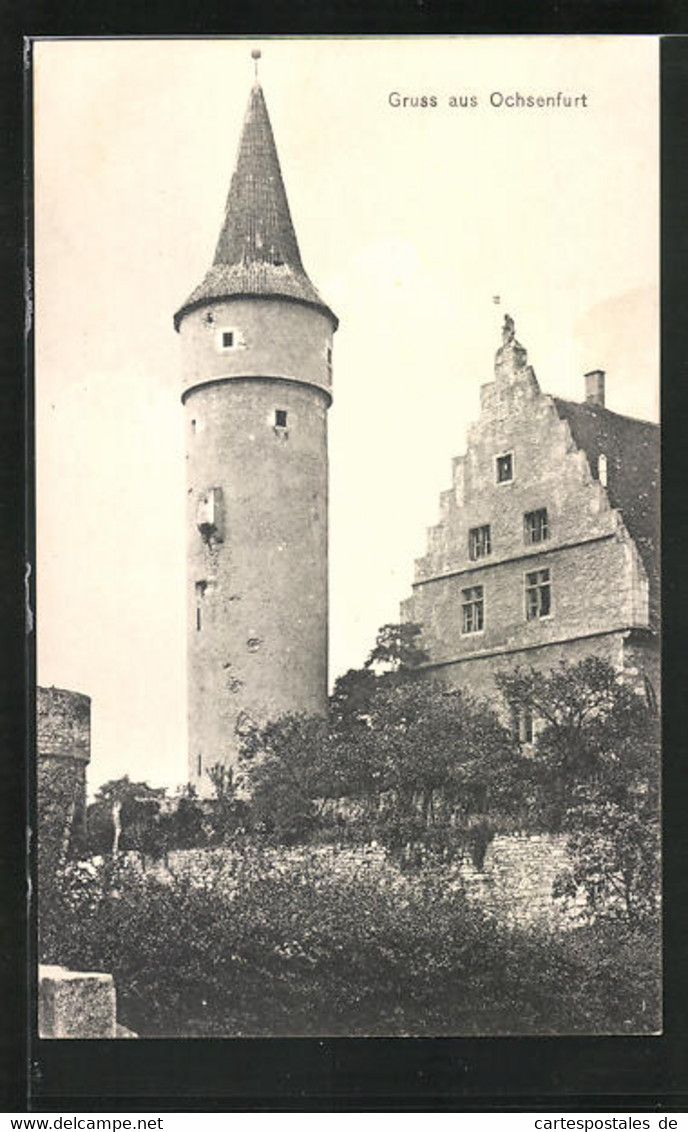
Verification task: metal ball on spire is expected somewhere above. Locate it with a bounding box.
[251,49,262,79]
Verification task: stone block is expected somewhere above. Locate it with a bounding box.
[38,964,117,1039]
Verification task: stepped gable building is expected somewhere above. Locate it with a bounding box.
[401,315,659,719]
[175,57,337,791]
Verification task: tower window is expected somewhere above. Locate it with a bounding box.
[469,524,491,560]
[524,508,549,545]
[327,347,332,366]
[525,568,551,620]
[275,409,288,428]
[216,328,239,352]
[496,452,513,483]
[462,585,484,634]
[195,580,207,631]
[197,754,202,776]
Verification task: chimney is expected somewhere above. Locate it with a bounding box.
[584,369,605,407]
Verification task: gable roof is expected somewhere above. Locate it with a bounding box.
[174,82,336,331]
[553,398,660,610]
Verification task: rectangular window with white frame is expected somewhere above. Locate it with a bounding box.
[525,568,551,620]
[462,584,484,633]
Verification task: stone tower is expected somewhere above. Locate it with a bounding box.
[174,62,338,792]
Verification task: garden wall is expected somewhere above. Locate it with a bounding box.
[143,833,578,929]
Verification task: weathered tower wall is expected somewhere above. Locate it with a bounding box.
[181,299,333,789]
[37,686,91,865]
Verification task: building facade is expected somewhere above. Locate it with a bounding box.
[175,67,337,790]
[401,316,659,717]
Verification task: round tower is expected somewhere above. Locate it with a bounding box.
[37,685,91,861]
[174,64,338,793]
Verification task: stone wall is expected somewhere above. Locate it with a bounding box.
[139,835,579,930]
[459,833,580,928]
[37,686,91,871]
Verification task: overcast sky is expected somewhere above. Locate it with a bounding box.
[34,36,659,792]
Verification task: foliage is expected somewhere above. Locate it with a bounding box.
[329,622,427,730]
[496,658,660,923]
[364,622,429,677]
[160,790,206,852]
[240,680,524,867]
[203,764,251,846]
[344,681,522,867]
[39,848,660,1037]
[86,777,166,857]
[240,715,336,843]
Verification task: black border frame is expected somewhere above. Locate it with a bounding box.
[3,19,688,1114]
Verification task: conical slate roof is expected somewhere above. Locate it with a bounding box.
[174,81,337,331]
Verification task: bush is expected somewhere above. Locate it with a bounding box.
[39,848,660,1037]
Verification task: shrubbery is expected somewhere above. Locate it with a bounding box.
[39,645,661,1036]
[39,849,660,1036]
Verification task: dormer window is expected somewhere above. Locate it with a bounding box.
[496,452,513,484]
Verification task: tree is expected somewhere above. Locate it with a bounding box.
[496,658,660,922]
[356,680,521,866]
[204,763,250,845]
[166,787,206,850]
[330,622,428,732]
[364,622,429,677]
[240,714,337,843]
[329,666,378,732]
[240,677,522,866]
[86,777,165,858]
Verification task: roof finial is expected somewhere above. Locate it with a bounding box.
[251,49,262,82]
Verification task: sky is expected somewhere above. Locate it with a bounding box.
[34,36,659,793]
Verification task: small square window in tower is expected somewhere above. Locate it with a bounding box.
[275,409,288,428]
[524,508,549,545]
[496,453,513,483]
[222,331,234,348]
[462,585,484,634]
[469,524,491,561]
[525,568,551,620]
